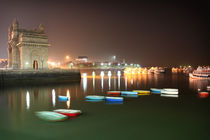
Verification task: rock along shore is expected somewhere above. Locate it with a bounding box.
[0,69,81,86]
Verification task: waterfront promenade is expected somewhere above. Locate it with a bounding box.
[0,69,81,86]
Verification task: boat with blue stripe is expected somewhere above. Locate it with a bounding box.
[150,88,163,93]
[105,97,123,102]
[85,95,105,100]
[121,91,138,95]
[58,96,69,101]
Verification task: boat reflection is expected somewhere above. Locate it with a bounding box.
[121,94,138,98]
[105,101,123,105]
[189,78,209,91]
[161,94,179,98]
[85,99,104,102]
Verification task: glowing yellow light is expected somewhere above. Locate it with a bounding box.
[66,55,70,60]
[66,90,71,109]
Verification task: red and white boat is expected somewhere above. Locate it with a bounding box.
[199,92,209,98]
[107,91,121,95]
[54,109,82,117]
[189,67,210,80]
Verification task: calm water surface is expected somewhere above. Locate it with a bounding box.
[0,69,210,140]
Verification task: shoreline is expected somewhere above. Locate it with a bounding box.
[0,69,81,86]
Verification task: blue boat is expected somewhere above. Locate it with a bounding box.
[105,97,123,102]
[121,94,138,98]
[85,95,105,100]
[150,88,163,93]
[58,96,69,101]
[121,91,138,95]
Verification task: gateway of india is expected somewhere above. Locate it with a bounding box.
[8,19,50,69]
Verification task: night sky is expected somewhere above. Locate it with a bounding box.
[0,0,209,66]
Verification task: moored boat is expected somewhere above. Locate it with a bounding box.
[150,88,163,93]
[121,91,138,95]
[189,66,210,79]
[198,92,209,98]
[54,109,82,117]
[107,91,121,95]
[121,94,138,98]
[163,88,179,92]
[58,96,69,101]
[35,111,68,121]
[207,86,210,91]
[133,90,150,94]
[105,97,123,102]
[85,95,105,100]
[161,90,178,95]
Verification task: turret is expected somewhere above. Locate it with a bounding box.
[39,24,45,33]
[12,18,19,30]
[12,18,19,39]
[8,25,13,40]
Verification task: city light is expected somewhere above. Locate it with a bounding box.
[66,55,70,60]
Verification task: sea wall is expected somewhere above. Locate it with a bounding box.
[0,69,81,86]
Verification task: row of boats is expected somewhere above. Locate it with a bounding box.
[36,87,209,121]
[85,88,179,102]
[35,88,179,122]
[124,67,165,75]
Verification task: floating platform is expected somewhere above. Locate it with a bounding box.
[0,69,81,86]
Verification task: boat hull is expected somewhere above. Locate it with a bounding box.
[133,90,150,94]
[35,111,68,122]
[150,88,162,93]
[121,91,138,95]
[107,91,121,95]
[105,97,123,102]
[54,109,82,117]
[58,96,69,101]
[85,95,105,100]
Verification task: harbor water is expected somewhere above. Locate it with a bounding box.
[0,69,209,140]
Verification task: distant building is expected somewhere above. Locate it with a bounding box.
[76,56,88,63]
[8,19,50,69]
[0,59,8,68]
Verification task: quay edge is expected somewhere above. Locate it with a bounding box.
[0,69,81,86]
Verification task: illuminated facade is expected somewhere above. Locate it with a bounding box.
[8,19,50,69]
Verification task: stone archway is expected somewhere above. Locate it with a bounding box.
[31,50,40,69]
[33,60,38,69]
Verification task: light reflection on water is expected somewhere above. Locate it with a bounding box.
[26,91,30,110]
[0,69,210,140]
[52,89,56,107]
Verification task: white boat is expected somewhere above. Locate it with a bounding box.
[161,89,178,95]
[35,111,68,121]
[207,86,210,91]
[54,109,82,117]
[163,88,179,92]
